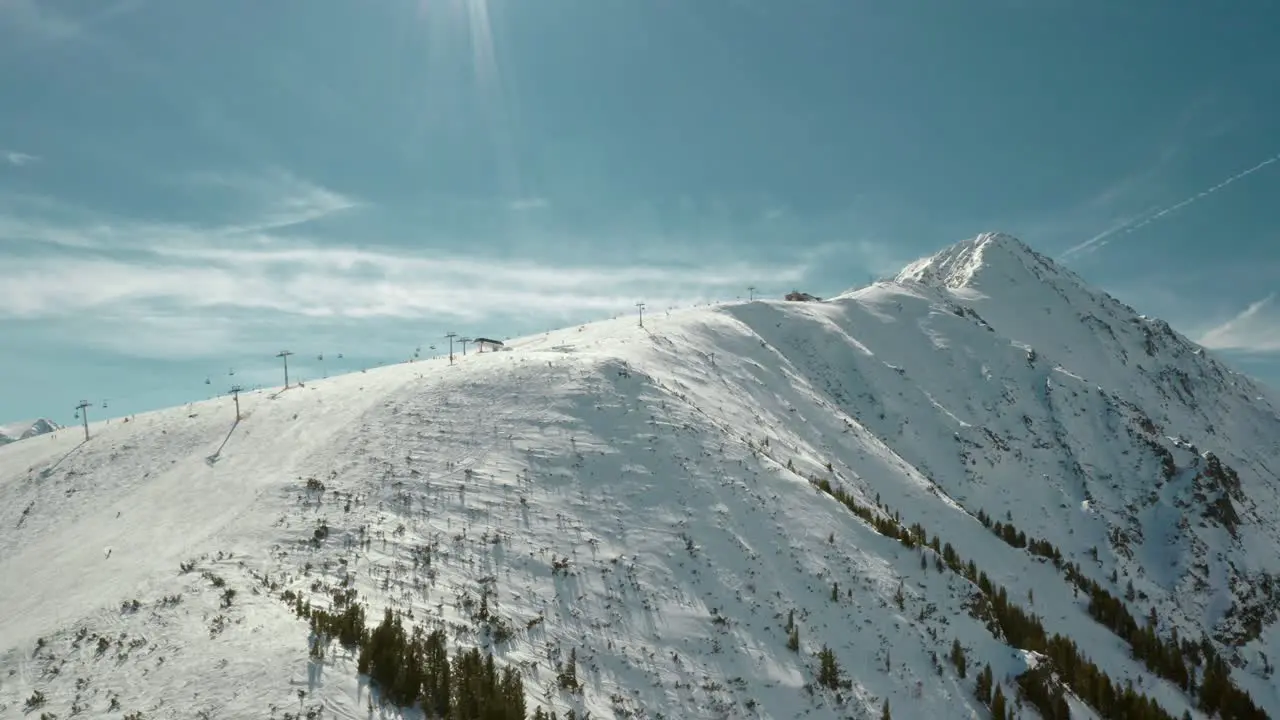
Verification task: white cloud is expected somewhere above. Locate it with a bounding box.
[0,244,806,323]
[3,150,39,166]
[185,168,363,231]
[0,182,818,359]
[0,170,362,254]
[800,237,915,284]
[1199,294,1280,354]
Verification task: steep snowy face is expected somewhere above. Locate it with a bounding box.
[894,233,1280,463]
[894,232,1074,293]
[721,280,1280,713]
[893,231,1132,325]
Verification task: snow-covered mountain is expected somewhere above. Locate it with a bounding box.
[0,418,61,446]
[1,232,1277,719]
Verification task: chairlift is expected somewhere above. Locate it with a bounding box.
[337,353,344,359]
[102,400,108,409]
[205,377,211,385]
[229,368,235,376]
[317,354,324,361]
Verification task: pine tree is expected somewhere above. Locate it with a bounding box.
[991,685,1007,720]
[817,645,841,690]
[557,648,580,692]
[975,663,993,705]
[950,638,967,679]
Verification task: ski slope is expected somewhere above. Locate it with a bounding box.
[1,233,1277,719]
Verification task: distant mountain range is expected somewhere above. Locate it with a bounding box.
[0,418,60,446]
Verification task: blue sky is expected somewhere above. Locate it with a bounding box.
[1,0,1278,425]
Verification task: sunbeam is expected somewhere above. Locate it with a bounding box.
[406,0,526,203]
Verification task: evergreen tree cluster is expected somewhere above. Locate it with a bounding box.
[357,608,527,717]
[973,664,1009,720]
[283,589,538,718]
[1015,665,1072,719]
[807,476,1189,720]
[976,508,1267,719]
[284,587,367,653]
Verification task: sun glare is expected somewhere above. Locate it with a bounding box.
[410,0,524,201]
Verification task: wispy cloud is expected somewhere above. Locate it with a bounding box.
[0,178,816,359]
[0,242,806,321]
[0,0,81,41]
[800,237,918,286]
[508,197,549,212]
[3,150,39,167]
[1199,294,1280,354]
[1,0,146,31]
[1061,150,1280,260]
[185,169,363,231]
[0,170,362,253]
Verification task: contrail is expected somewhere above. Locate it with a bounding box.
[1061,151,1280,259]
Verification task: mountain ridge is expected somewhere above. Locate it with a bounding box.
[1,233,1276,719]
[0,418,61,446]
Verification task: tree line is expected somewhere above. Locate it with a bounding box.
[809,475,1191,720]
[974,507,1266,719]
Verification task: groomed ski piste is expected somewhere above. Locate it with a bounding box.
[2,233,1278,719]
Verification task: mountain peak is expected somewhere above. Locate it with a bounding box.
[895,232,1064,293]
[0,417,61,445]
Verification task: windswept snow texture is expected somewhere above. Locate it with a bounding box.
[2,233,1278,719]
